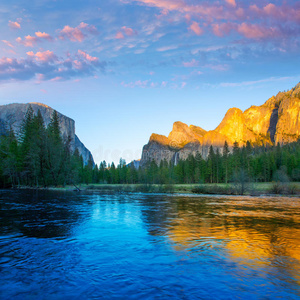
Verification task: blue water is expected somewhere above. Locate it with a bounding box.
[0,190,300,299]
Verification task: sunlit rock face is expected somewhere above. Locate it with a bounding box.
[215,107,256,144]
[141,83,300,165]
[275,84,300,144]
[0,102,94,165]
[168,121,206,147]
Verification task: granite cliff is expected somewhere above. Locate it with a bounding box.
[0,102,94,165]
[141,83,300,166]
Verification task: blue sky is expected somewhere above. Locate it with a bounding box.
[1,0,300,164]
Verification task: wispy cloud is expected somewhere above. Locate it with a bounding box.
[237,23,279,39]
[16,35,38,47]
[77,50,99,62]
[115,31,125,39]
[2,40,14,48]
[156,45,178,52]
[124,0,300,43]
[189,21,203,36]
[16,31,53,47]
[121,79,169,88]
[219,76,300,87]
[0,50,107,83]
[8,20,21,30]
[26,50,57,62]
[225,0,236,8]
[35,32,53,41]
[183,59,199,67]
[115,26,137,39]
[59,22,98,42]
[121,26,136,36]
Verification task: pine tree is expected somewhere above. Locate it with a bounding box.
[0,127,20,187]
[46,110,65,185]
[207,146,215,183]
[223,141,230,183]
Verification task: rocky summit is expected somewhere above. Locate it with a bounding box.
[141,83,300,166]
[0,102,94,165]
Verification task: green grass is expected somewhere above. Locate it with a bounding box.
[52,182,300,196]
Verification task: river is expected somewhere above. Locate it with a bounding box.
[0,190,299,299]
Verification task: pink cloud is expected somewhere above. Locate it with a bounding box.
[59,25,85,42]
[35,32,53,41]
[122,26,136,36]
[237,23,278,39]
[77,50,98,62]
[59,22,98,42]
[2,40,14,48]
[225,0,236,7]
[189,21,203,35]
[8,21,21,29]
[50,76,63,82]
[133,0,184,11]
[156,8,169,19]
[212,23,235,37]
[27,50,57,62]
[125,0,300,43]
[40,89,47,93]
[78,22,98,34]
[0,50,107,83]
[183,59,199,67]
[130,0,236,21]
[115,31,125,39]
[116,26,137,39]
[16,35,38,47]
[16,31,53,47]
[249,3,300,24]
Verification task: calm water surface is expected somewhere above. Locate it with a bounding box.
[0,190,300,299]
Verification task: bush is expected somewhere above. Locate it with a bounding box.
[269,182,285,194]
[192,185,232,195]
[287,183,300,195]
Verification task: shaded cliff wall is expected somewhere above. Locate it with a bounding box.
[0,102,94,165]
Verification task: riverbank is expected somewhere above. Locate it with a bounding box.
[32,182,300,196]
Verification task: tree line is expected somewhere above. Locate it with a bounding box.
[0,106,299,187]
[0,106,93,188]
[94,140,300,185]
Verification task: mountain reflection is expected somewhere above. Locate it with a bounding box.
[141,196,300,283]
[1,191,300,299]
[0,190,83,238]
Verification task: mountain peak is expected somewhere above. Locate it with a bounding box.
[29,102,51,108]
[0,102,93,165]
[149,133,170,146]
[140,82,300,165]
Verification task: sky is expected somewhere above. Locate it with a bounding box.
[0,0,300,165]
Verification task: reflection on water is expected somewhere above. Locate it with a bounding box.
[0,190,300,299]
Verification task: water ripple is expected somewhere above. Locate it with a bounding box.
[0,190,300,299]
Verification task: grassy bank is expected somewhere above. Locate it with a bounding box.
[56,182,300,196]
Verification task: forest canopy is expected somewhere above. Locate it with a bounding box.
[0,106,299,188]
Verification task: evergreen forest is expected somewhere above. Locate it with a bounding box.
[0,107,299,188]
